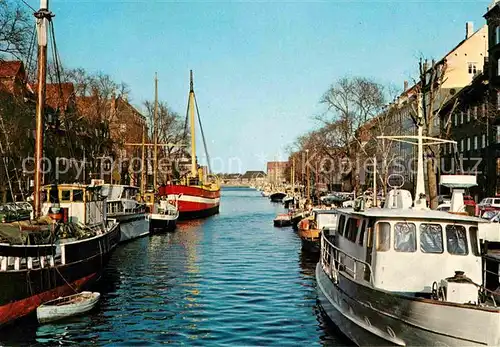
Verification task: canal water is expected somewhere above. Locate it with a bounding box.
[1,187,350,346]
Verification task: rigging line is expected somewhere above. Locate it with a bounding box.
[20,0,36,13]
[25,24,37,80]
[193,93,211,174]
[50,22,76,162]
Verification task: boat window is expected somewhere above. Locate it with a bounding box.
[445,225,468,255]
[394,222,416,252]
[358,220,366,245]
[346,218,358,243]
[376,222,391,251]
[338,215,346,237]
[73,190,84,202]
[61,190,71,202]
[49,188,59,203]
[419,224,443,253]
[469,227,480,256]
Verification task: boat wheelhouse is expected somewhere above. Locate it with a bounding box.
[97,184,149,242]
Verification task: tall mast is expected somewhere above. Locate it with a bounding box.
[33,0,52,218]
[141,125,146,196]
[189,70,197,178]
[414,92,426,208]
[153,73,158,191]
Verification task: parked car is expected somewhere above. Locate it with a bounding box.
[478,197,500,216]
[0,203,30,223]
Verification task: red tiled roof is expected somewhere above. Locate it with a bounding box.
[0,61,23,78]
[46,83,74,110]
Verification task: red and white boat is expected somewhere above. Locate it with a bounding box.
[159,71,220,220]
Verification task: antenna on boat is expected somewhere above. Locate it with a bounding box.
[378,92,455,210]
[33,0,54,218]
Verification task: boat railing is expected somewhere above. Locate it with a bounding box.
[0,243,60,271]
[320,233,374,285]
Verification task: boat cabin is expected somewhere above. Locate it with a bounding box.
[41,184,107,226]
[329,208,483,295]
[97,184,144,216]
[311,209,338,232]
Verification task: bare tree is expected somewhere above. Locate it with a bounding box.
[320,76,387,192]
[415,58,459,208]
[0,0,32,60]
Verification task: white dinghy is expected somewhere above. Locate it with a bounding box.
[37,291,100,324]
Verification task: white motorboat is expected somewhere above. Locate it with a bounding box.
[316,121,500,346]
[97,183,150,243]
[37,291,100,324]
[150,199,179,233]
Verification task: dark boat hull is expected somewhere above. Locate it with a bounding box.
[150,217,177,233]
[274,219,292,227]
[0,224,120,328]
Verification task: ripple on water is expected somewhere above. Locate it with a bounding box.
[0,188,349,346]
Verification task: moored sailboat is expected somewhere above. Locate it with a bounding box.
[0,0,120,328]
[159,71,220,220]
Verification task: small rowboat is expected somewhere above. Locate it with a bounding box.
[37,291,100,324]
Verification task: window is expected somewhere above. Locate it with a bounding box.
[454,113,457,126]
[496,26,500,45]
[474,136,478,150]
[376,222,391,252]
[497,126,500,144]
[338,215,346,236]
[346,218,358,242]
[467,108,471,122]
[474,106,478,119]
[420,224,443,253]
[394,222,416,252]
[61,190,71,201]
[469,227,480,256]
[460,139,464,152]
[446,225,468,255]
[460,111,464,124]
[467,137,470,151]
[73,190,84,202]
[482,103,486,117]
[468,62,477,75]
[498,58,500,76]
[497,91,500,110]
[482,134,486,148]
[358,220,366,246]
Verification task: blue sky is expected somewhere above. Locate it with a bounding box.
[45,0,490,172]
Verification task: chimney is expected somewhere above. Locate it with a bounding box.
[466,22,474,39]
[403,80,408,91]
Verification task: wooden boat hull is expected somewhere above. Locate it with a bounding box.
[316,263,500,346]
[0,223,120,328]
[37,291,100,324]
[298,228,320,253]
[159,185,220,220]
